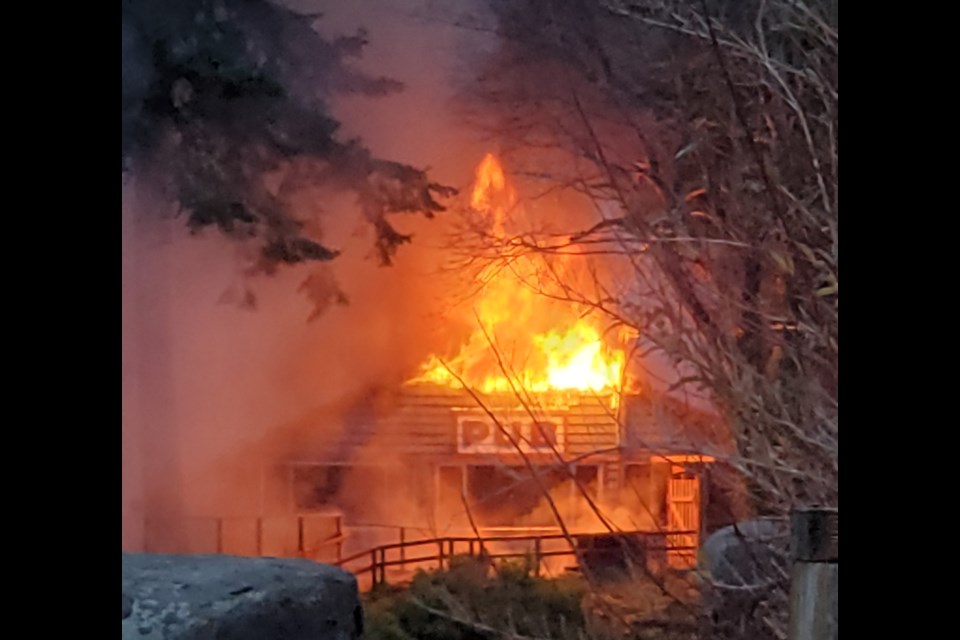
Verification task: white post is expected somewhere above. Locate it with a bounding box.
[788,508,838,640]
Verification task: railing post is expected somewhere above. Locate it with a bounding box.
[438,540,445,570]
[297,515,304,556]
[534,537,542,577]
[468,539,475,558]
[335,516,343,564]
[400,527,406,570]
[370,549,378,588]
[378,547,387,585]
[788,508,838,640]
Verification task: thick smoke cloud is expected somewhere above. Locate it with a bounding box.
[122,0,492,549]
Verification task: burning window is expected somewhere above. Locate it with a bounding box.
[624,462,669,529]
[292,465,345,511]
[575,464,600,501]
[466,465,567,526]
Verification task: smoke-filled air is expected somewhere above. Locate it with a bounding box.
[122,1,838,638]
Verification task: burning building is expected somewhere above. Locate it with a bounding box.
[141,154,732,575]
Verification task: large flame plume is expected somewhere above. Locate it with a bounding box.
[411,154,628,398]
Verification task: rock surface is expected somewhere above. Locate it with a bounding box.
[703,518,788,589]
[122,553,361,640]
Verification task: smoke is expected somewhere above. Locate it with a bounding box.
[121,0,717,556]
[122,0,494,550]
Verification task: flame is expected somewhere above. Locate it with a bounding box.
[470,153,509,211]
[410,153,627,398]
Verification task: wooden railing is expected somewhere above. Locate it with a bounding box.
[144,513,345,560]
[336,530,697,587]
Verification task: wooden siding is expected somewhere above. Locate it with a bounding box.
[346,385,621,458]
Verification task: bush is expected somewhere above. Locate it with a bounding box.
[363,556,587,640]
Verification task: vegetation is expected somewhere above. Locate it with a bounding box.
[122,0,454,281]
[363,557,701,640]
[467,0,838,512]
[451,1,838,635]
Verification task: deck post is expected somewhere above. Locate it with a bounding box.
[534,537,542,576]
[788,508,838,640]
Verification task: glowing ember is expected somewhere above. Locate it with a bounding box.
[410,154,627,397]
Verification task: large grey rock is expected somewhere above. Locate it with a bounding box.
[122,554,361,640]
[703,518,789,590]
[702,519,790,640]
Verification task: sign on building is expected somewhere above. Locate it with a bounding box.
[456,411,566,453]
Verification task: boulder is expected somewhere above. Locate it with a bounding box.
[122,553,361,640]
[701,519,790,640]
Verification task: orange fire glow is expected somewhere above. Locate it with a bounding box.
[410,153,627,398]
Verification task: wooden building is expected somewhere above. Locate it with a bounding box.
[142,384,732,566]
[264,385,728,564]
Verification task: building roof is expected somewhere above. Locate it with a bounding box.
[622,393,733,457]
[269,384,733,464]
